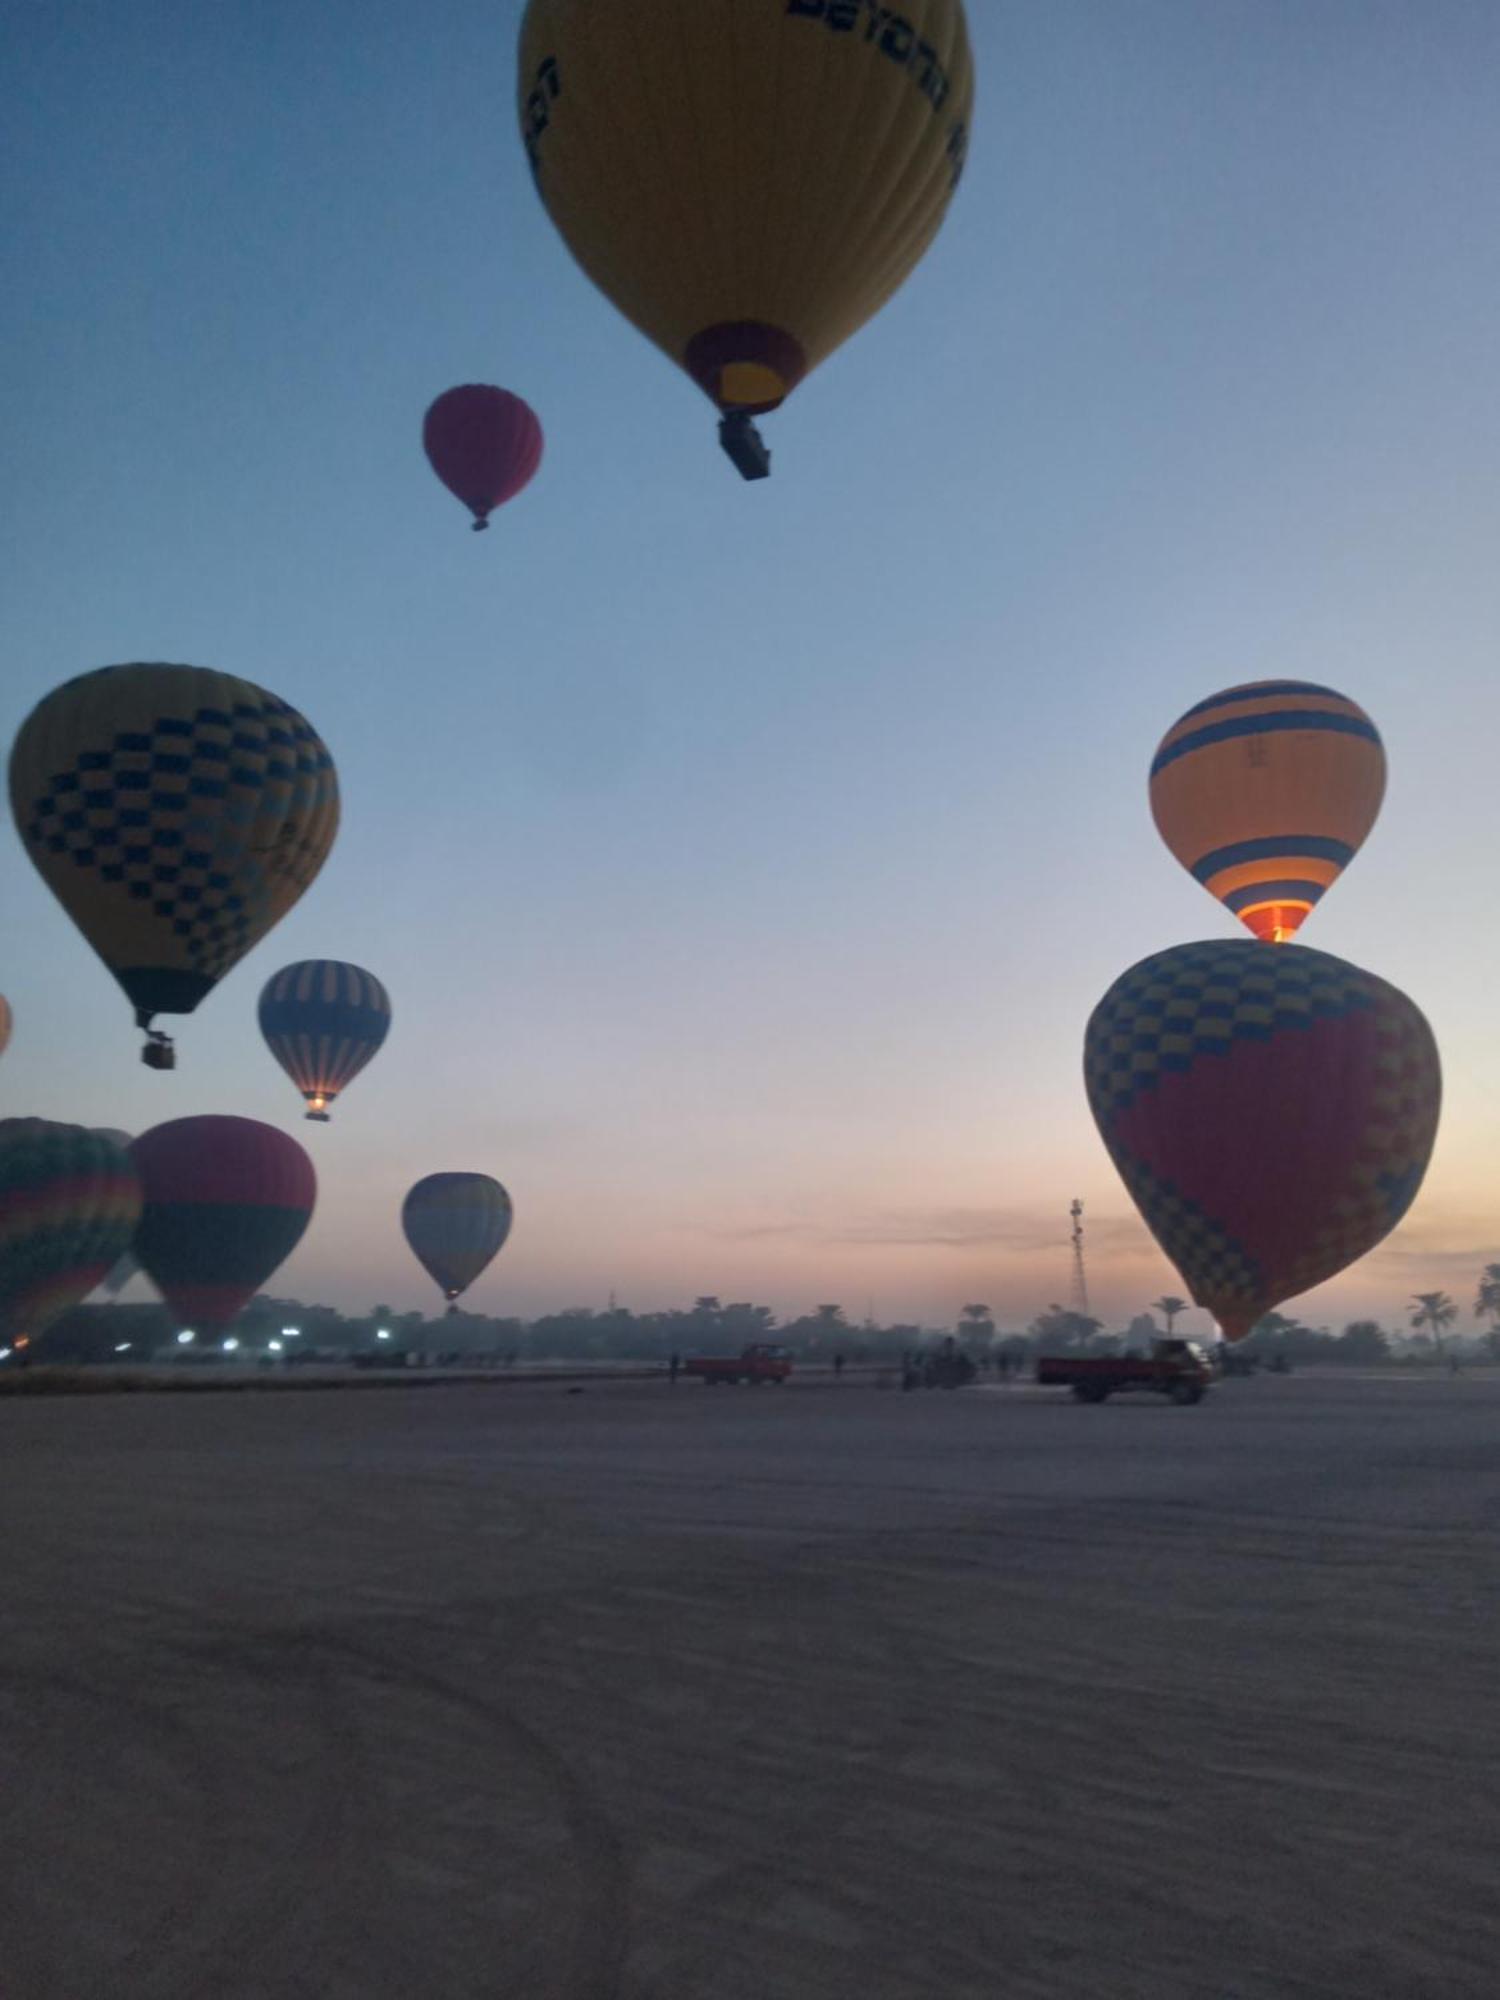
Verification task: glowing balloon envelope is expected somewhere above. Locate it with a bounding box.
[1084,939,1440,1339]
[518,0,975,473]
[8,663,340,1067]
[1150,681,1385,944]
[258,960,392,1121]
[402,1173,512,1310]
[423,385,543,530]
[0,1120,142,1347]
[131,1115,316,1336]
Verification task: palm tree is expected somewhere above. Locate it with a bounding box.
[1409,1291,1457,1356]
[1474,1265,1500,1333]
[1153,1295,1188,1335]
[959,1302,996,1360]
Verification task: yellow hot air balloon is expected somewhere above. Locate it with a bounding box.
[9,664,339,1068]
[0,994,11,1060]
[518,0,975,477]
[1149,681,1386,944]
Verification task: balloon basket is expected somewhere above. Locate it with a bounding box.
[718,412,771,481]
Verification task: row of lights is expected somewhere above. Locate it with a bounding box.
[3,1326,398,1364]
[175,1324,309,1354]
[173,1327,394,1354]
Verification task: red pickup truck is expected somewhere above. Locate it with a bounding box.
[683,1344,793,1386]
[1035,1339,1212,1406]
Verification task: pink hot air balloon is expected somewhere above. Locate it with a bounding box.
[131,1116,316,1337]
[422,385,543,530]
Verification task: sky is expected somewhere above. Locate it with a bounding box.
[4,0,1500,1336]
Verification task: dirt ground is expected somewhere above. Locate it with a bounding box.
[2,1369,1497,1999]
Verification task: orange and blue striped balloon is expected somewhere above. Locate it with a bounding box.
[1149,682,1386,943]
[258,960,391,1121]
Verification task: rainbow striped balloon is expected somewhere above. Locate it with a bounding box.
[1149,681,1385,943]
[0,1119,143,1346]
[258,960,391,1121]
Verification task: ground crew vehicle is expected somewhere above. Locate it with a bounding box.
[1035,1339,1213,1405]
[683,1344,793,1385]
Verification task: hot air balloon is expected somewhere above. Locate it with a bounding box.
[1084,939,1440,1341]
[0,1120,142,1351]
[518,0,975,478]
[1150,682,1385,945]
[93,1127,141,1296]
[402,1173,512,1312]
[9,663,340,1068]
[423,385,543,530]
[131,1116,316,1337]
[0,994,11,1059]
[258,960,391,1121]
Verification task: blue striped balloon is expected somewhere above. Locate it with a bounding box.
[257,960,392,1121]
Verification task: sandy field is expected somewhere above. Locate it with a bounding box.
[2,1369,1498,1999]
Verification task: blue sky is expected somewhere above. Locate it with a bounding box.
[5,1,1499,1332]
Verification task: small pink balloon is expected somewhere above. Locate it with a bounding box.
[422,384,544,530]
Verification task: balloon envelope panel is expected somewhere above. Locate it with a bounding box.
[8,664,340,1025]
[0,1119,142,1343]
[1149,681,1385,943]
[1084,940,1440,1339]
[91,1128,141,1294]
[518,0,974,413]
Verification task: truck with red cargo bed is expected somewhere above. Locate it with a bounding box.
[683,1344,793,1386]
[1035,1339,1213,1405]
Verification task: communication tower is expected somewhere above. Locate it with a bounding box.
[1069,1199,1091,1316]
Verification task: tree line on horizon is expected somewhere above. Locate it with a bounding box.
[17,1269,1500,1368]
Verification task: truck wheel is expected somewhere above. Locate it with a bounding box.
[1170,1379,1202,1405]
[1071,1383,1093,1402]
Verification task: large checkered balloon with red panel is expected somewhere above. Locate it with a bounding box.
[1084,940,1441,1340]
